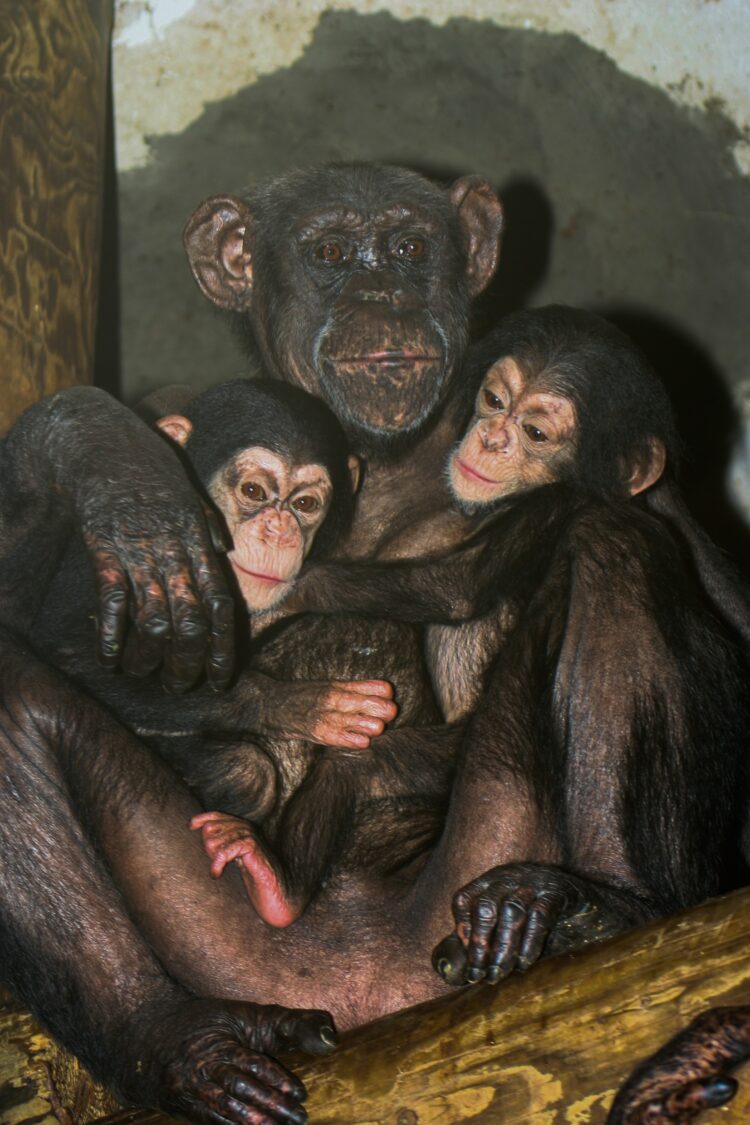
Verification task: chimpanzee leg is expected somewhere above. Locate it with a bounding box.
[412,608,654,987]
[0,634,336,1122]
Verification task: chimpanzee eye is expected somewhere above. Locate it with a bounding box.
[483,389,504,411]
[241,481,267,501]
[523,424,548,444]
[315,241,344,263]
[396,238,425,259]
[292,495,321,513]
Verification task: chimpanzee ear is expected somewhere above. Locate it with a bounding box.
[347,454,362,495]
[624,436,667,496]
[154,414,193,447]
[183,195,254,312]
[450,176,504,297]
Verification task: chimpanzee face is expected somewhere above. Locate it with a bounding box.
[268,200,465,441]
[448,356,577,508]
[207,447,333,613]
[182,166,504,450]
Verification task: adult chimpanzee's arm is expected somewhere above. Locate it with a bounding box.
[607,1006,750,1124]
[0,386,234,690]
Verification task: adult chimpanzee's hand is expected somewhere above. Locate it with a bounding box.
[606,1006,750,1124]
[432,862,636,986]
[23,387,235,692]
[137,998,338,1124]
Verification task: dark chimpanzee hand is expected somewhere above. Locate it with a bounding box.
[432,862,636,986]
[607,1006,750,1124]
[7,386,236,692]
[135,997,338,1124]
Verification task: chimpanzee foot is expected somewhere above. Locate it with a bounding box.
[133,997,338,1125]
[190,811,302,928]
[432,861,634,986]
[607,1006,750,1123]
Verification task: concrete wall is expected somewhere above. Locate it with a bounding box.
[109,0,750,548]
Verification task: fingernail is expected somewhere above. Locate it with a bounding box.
[320,1025,338,1047]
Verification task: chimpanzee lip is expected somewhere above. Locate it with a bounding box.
[337,351,439,365]
[456,458,498,484]
[230,559,287,584]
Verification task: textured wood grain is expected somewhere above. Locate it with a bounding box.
[0,0,112,432]
[87,888,750,1124]
[0,992,119,1125]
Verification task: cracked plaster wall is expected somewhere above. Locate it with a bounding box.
[109,1,750,546]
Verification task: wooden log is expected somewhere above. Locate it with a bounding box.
[0,0,112,433]
[94,887,750,1124]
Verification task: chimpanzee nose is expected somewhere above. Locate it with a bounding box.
[479,417,511,452]
[259,508,297,548]
[349,272,418,309]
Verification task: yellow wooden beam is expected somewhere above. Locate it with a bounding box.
[89,887,750,1124]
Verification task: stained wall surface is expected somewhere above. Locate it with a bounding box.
[110,1,750,546]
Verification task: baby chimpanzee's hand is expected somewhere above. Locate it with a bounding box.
[135,997,338,1124]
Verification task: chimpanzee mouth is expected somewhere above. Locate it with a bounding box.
[230,559,286,584]
[335,351,441,370]
[455,458,499,485]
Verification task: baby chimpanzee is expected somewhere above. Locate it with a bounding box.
[30,378,449,928]
[290,305,750,982]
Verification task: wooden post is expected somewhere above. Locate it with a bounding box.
[0,0,113,433]
[93,888,750,1125]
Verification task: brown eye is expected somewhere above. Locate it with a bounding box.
[241,481,267,501]
[483,389,504,411]
[523,424,548,444]
[292,494,321,513]
[315,241,343,262]
[397,238,424,259]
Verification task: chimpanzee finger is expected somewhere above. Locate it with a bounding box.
[161,576,211,693]
[202,501,231,555]
[432,932,470,986]
[119,557,172,676]
[215,1057,309,1121]
[659,1076,739,1120]
[485,886,538,983]
[205,594,235,691]
[516,889,566,971]
[327,684,398,720]
[340,680,395,699]
[275,1009,338,1057]
[89,546,130,668]
[192,549,235,690]
[196,1080,302,1125]
[462,894,499,983]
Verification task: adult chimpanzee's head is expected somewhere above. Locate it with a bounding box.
[182,164,503,450]
[156,379,357,613]
[448,305,677,511]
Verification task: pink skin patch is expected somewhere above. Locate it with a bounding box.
[229,559,285,585]
[454,457,498,485]
[190,811,301,928]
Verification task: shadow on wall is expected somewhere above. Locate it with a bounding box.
[105,10,750,554]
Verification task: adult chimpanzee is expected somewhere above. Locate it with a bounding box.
[287,305,750,982]
[30,377,452,929]
[0,161,503,1123]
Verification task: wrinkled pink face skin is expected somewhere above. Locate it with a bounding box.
[208,446,333,613]
[449,356,577,506]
